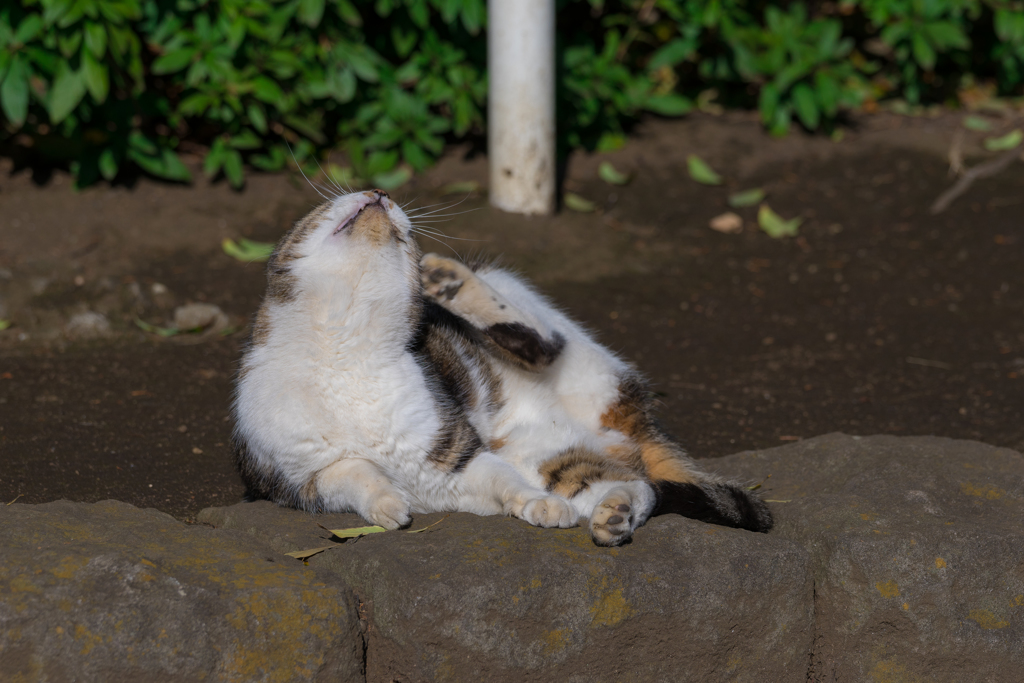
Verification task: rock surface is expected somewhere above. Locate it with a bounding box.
[2,435,1022,682]
[0,499,364,682]
[715,433,1024,682]
[199,504,813,682]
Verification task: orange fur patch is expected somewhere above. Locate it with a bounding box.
[601,390,697,485]
[640,442,697,484]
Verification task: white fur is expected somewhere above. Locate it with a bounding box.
[234,192,656,539]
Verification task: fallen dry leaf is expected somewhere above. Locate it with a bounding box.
[710,211,743,234]
[284,545,337,560]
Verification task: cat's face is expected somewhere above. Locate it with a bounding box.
[265,189,421,306]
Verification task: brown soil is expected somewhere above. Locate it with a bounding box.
[1,111,1022,520]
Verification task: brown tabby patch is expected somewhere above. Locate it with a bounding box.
[540,446,641,498]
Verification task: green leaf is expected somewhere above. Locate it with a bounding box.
[129,146,193,183]
[598,161,630,185]
[98,148,118,180]
[134,317,179,337]
[648,38,695,70]
[758,205,802,238]
[247,103,267,134]
[222,238,275,263]
[129,131,158,155]
[401,139,431,171]
[336,0,363,26]
[759,82,781,128]
[814,72,841,117]
[440,180,479,195]
[564,192,597,212]
[371,166,412,190]
[14,15,44,43]
[791,83,820,130]
[595,132,626,153]
[82,50,109,102]
[983,129,1023,152]
[228,130,261,150]
[84,22,107,58]
[728,188,767,208]
[152,48,195,75]
[297,0,325,26]
[328,525,387,538]
[0,320,11,331]
[911,33,936,70]
[963,115,993,132]
[686,154,722,185]
[48,62,87,124]
[645,93,693,116]
[392,25,417,57]
[0,56,29,126]
[284,114,325,143]
[223,149,244,188]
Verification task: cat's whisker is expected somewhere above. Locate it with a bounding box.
[405,194,473,217]
[410,228,484,243]
[286,144,333,202]
[323,159,349,195]
[309,155,344,199]
[408,208,482,222]
[399,195,422,210]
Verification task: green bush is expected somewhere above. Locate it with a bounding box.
[1,0,1022,189]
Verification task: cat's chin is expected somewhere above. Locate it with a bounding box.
[333,192,380,235]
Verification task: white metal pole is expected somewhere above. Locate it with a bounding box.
[487,0,556,215]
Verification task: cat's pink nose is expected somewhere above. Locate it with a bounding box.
[372,188,389,198]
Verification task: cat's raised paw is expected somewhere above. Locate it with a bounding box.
[364,494,412,530]
[590,487,636,546]
[519,495,576,528]
[420,253,471,302]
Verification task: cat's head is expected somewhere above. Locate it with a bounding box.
[263,189,421,310]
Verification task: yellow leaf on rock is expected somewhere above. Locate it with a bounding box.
[284,546,337,560]
[328,525,387,538]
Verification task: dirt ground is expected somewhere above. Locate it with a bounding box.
[1,111,1022,520]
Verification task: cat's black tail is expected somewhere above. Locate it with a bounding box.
[653,480,774,533]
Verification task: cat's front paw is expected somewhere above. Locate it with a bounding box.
[519,495,577,528]
[364,493,411,530]
[590,487,636,547]
[420,253,470,302]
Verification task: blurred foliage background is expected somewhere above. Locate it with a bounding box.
[1,0,1022,188]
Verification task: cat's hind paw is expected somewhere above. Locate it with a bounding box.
[364,493,412,530]
[517,495,577,528]
[590,487,636,547]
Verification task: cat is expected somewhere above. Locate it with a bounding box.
[231,189,772,546]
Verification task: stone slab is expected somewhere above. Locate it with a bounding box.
[200,502,813,682]
[714,433,1024,682]
[0,499,364,683]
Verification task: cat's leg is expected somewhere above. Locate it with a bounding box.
[538,446,656,546]
[456,451,577,528]
[420,254,564,371]
[314,458,411,529]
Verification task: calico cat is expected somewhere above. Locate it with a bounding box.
[231,189,772,546]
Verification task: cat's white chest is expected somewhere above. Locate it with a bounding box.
[320,353,439,462]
